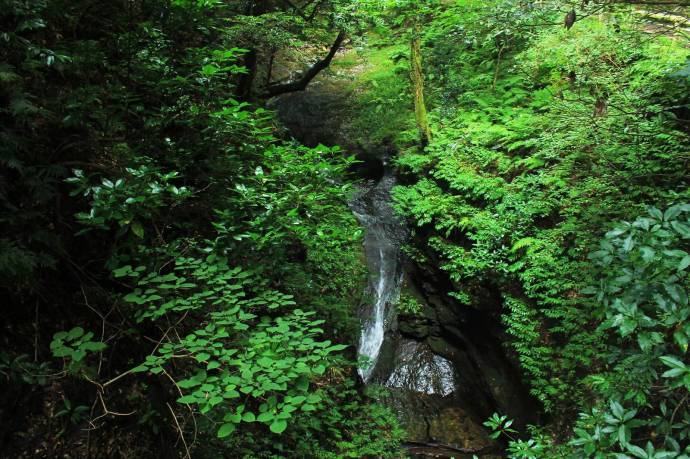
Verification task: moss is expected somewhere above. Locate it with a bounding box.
[338,35,416,150]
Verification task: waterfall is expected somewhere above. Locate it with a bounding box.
[357,248,386,380]
[350,170,404,382]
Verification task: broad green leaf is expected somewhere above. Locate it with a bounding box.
[660,355,686,369]
[177,395,197,404]
[270,419,287,434]
[217,423,235,438]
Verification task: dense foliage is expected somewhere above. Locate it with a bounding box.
[0,0,404,457]
[377,0,690,456]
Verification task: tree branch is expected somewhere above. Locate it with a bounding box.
[264,30,346,97]
[282,0,324,21]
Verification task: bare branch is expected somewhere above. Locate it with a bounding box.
[264,30,346,97]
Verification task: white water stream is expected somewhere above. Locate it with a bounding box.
[350,170,404,381]
[350,163,457,396]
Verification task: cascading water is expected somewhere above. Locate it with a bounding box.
[357,248,386,380]
[350,166,404,381]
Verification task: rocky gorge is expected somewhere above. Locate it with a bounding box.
[271,49,537,457]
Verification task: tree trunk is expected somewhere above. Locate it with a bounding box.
[410,26,431,149]
[236,49,258,100]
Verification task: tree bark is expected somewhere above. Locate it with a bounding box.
[410,25,431,148]
[236,49,258,100]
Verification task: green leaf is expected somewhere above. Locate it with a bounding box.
[67,327,85,340]
[672,221,690,238]
[257,356,273,367]
[679,255,690,271]
[217,423,235,438]
[648,206,663,221]
[131,221,144,238]
[639,246,655,262]
[177,395,197,404]
[113,265,133,278]
[257,412,273,423]
[662,368,685,378]
[177,378,201,389]
[81,341,106,352]
[660,355,686,369]
[664,205,683,221]
[269,419,287,434]
[610,400,625,419]
[295,377,309,391]
[224,412,242,423]
[195,352,211,362]
[325,344,348,353]
[618,424,629,445]
[622,235,635,252]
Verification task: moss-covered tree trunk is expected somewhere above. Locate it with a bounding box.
[410,25,431,149]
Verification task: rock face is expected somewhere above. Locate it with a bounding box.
[270,78,352,149]
[382,339,495,453]
[400,261,539,433]
[269,62,388,181]
[271,50,538,457]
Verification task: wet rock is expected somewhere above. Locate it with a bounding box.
[428,406,493,450]
[398,315,432,339]
[387,389,494,454]
[385,340,455,396]
[269,79,352,149]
